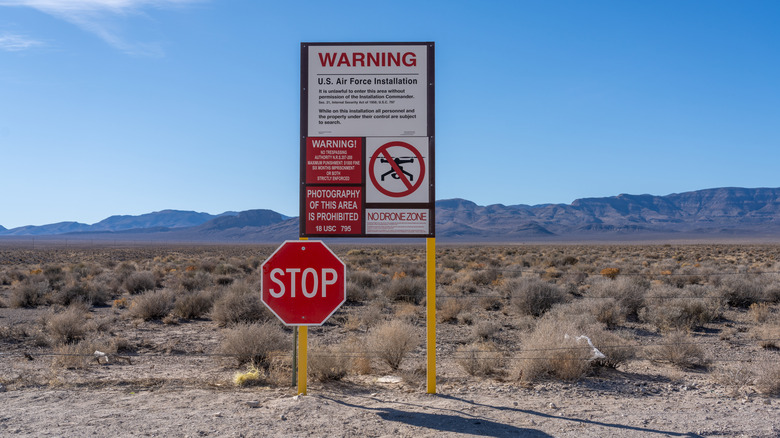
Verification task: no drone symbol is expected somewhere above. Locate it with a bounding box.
[368,141,426,198]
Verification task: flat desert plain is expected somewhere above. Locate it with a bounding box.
[1,243,778,437]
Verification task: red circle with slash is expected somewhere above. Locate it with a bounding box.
[368,141,425,198]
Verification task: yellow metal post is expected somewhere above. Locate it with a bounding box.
[297,326,308,395]
[426,237,436,394]
[293,237,308,389]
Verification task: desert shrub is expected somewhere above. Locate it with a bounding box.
[369,320,420,371]
[478,294,503,311]
[755,362,780,396]
[215,276,234,286]
[468,268,500,286]
[647,331,709,368]
[113,261,137,283]
[308,343,350,382]
[129,289,175,321]
[506,277,567,317]
[89,272,123,298]
[177,270,213,292]
[10,276,49,308]
[586,276,648,319]
[760,274,780,303]
[174,288,217,319]
[577,297,625,328]
[1,269,19,286]
[52,275,110,307]
[752,323,780,350]
[438,298,468,323]
[346,280,369,303]
[457,341,505,377]
[384,276,425,304]
[748,302,772,323]
[713,364,754,396]
[516,317,595,382]
[42,265,66,290]
[123,271,156,294]
[640,285,721,332]
[349,270,377,289]
[436,269,458,286]
[719,276,766,308]
[52,340,98,369]
[69,262,102,280]
[199,258,218,273]
[214,263,240,276]
[217,321,286,368]
[588,329,636,369]
[344,303,384,332]
[600,267,620,280]
[440,256,464,271]
[211,281,272,326]
[472,321,501,341]
[46,307,88,345]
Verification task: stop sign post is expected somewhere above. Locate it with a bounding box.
[261,240,346,326]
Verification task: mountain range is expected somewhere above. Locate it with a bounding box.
[3,187,780,242]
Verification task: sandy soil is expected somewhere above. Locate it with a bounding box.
[1,377,778,437]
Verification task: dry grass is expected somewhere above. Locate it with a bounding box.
[128,289,175,321]
[10,276,49,308]
[515,316,599,382]
[755,361,780,396]
[52,340,99,369]
[217,321,287,368]
[123,271,157,294]
[368,320,420,371]
[648,331,710,369]
[173,288,217,320]
[211,280,272,326]
[456,341,505,377]
[308,342,350,382]
[640,285,721,332]
[384,276,425,304]
[505,277,567,317]
[45,306,88,345]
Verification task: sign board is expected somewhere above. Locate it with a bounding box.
[301,42,435,238]
[261,240,346,326]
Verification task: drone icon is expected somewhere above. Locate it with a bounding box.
[380,156,415,181]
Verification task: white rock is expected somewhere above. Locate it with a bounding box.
[377,376,402,384]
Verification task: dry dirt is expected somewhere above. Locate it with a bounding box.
[1,244,779,437]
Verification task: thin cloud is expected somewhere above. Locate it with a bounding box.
[0,0,204,56]
[0,32,43,51]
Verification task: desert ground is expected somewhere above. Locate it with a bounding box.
[1,242,779,437]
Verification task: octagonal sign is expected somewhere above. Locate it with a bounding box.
[261,240,346,326]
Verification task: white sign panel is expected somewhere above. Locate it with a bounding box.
[365,209,430,235]
[307,45,428,137]
[365,137,429,203]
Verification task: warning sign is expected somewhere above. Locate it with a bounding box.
[300,42,435,238]
[366,137,429,203]
[305,187,362,235]
[306,137,362,184]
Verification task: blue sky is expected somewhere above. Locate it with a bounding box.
[1,0,779,228]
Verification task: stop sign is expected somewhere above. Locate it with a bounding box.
[261,240,346,326]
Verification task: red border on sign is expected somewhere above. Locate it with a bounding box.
[368,141,426,198]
